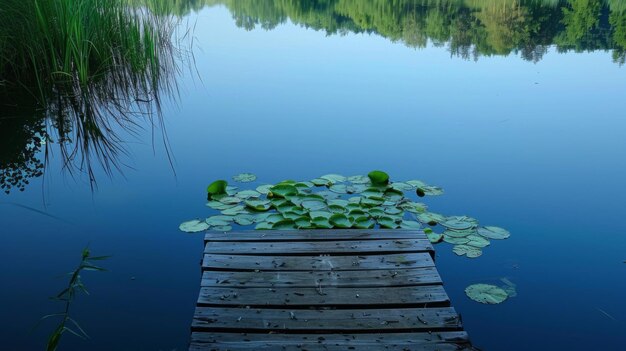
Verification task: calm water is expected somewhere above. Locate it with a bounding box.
[2,1,626,350]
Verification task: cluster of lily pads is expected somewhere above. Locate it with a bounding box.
[179,170,511,259]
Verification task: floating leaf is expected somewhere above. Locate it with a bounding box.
[400,220,421,229]
[406,180,426,188]
[466,235,490,248]
[465,284,508,304]
[426,232,444,243]
[206,201,237,210]
[301,200,326,211]
[294,217,313,229]
[310,211,332,219]
[453,244,482,258]
[221,206,248,216]
[234,214,255,226]
[361,197,384,207]
[400,202,427,213]
[244,199,271,211]
[443,229,474,238]
[416,212,446,225]
[378,216,400,229]
[329,184,348,194]
[390,182,413,191]
[328,204,347,214]
[422,185,444,196]
[218,196,242,205]
[233,173,256,183]
[320,174,346,184]
[225,186,238,196]
[272,219,296,230]
[311,178,330,186]
[212,225,232,232]
[312,217,333,229]
[235,190,261,199]
[206,180,228,199]
[327,199,349,207]
[384,207,403,215]
[477,226,511,240]
[329,214,353,228]
[269,184,298,198]
[367,208,385,218]
[206,215,234,226]
[443,236,470,245]
[440,216,478,230]
[347,175,370,184]
[367,170,389,185]
[255,221,273,230]
[265,214,285,224]
[179,220,209,233]
[354,217,375,229]
[256,184,273,194]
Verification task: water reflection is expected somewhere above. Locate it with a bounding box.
[0,1,189,192]
[151,0,626,64]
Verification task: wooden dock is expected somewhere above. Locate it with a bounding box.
[190,229,476,350]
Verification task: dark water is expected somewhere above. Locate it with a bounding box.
[2,1,626,350]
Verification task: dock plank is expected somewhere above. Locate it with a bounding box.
[197,285,450,307]
[202,252,435,271]
[201,267,442,288]
[190,332,474,351]
[192,306,461,332]
[205,239,432,256]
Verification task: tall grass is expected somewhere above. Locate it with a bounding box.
[0,0,188,186]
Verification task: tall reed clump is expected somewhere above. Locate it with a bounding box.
[0,0,187,183]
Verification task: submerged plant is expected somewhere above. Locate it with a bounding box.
[40,247,109,351]
[180,171,511,259]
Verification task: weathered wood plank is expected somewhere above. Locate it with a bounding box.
[201,268,442,288]
[190,331,474,351]
[197,285,449,307]
[205,229,425,242]
[202,252,435,272]
[204,239,432,256]
[192,307,461,332]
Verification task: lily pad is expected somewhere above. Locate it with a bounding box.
[179,219,209,233]
[400,220,421,229]
[443,235,470,245]
[328,204,347,214]
[207,180,228,199]
[311,217,333,229]
[354,217,375,229]
[218,196,242,205]
[443,229,474,238]
[465,284,508,304]
[368,170,389,185]
[256,184,273,194]
[269,184,298,198]
[416,212,446,225]
[327,199,349,207]
[390,182,413,191]
[272,219,296,230]
[453,244,482,258]
[320,174,346,184]
[440,216,478,230]
[347,175,370,184]
[426,232,444,243]
[233,173,256,183]
[466,235,490,248]
[378,216,400,229]
[477,226,511,240]
[244,199,271,211]
[235,190,261,199]
[311,178,330,186]
[329,184,348,194]
[255,221,273,230]
[302,200,326,211]
[206,201,237,210]
[329,214,353,228]
[206,215,234,226]
[310,211,332,219]
[221,205,248,216]
[294,216,313,229]
[234,214,255,226]
[212,225,232,232]
[422,185,444,196]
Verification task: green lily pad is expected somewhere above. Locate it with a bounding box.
[225,186,238,196]
[233,173,256,183]
[218,196,242,205]
[422,185,444,196]
[244,199,271,211]
[440,216,478,230]
[329,214,353,228]
[265,214,285,224]
[466,235,490,248]
[354,217,375,229]
[311,217,333,229]
[206,201,237,210]
[384,189,404,201]
[179,219,209,233]
[400,220,421,229]
[256,184,273,194]
[310,211,332,219]
[416,212,446,225]
[329,184,348,194]
[361,197,384,207]
[311,178,330,186]
[406,180,426,188]
[233,214,254,226]
[235,190,261,199]
[465,284,508,304]
[452,244,482,258]
[400,202,427,213]
[282,211,303,220]
[426,232,444,243]
[221,205,248,216]
[255,221,273,230]
[206,215,234,226]
[368,170,389,185]
[272,219,296,230]
[390,182,413,191]
[302,200,326,211]
[348,209,368,218]
[443,229,474,238]
[443,236,470,245]
[367,208,385,218]
[477,226,511,240]
[327,199,349,207]
[294,216,314,229]
[328,204,347,214]
[207,180,228,199]
[347,175,370,184]
[320,174,346,184]
[212,225,232,232]
[384,207,403,215]
[378,216,400,229]
[269,184,298,198]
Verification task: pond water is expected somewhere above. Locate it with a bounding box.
[1,1,626,350]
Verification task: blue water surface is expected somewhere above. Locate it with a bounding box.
[1,5,626,350]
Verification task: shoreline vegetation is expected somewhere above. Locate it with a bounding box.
[143,0,626,64]
[0,0,189,192]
